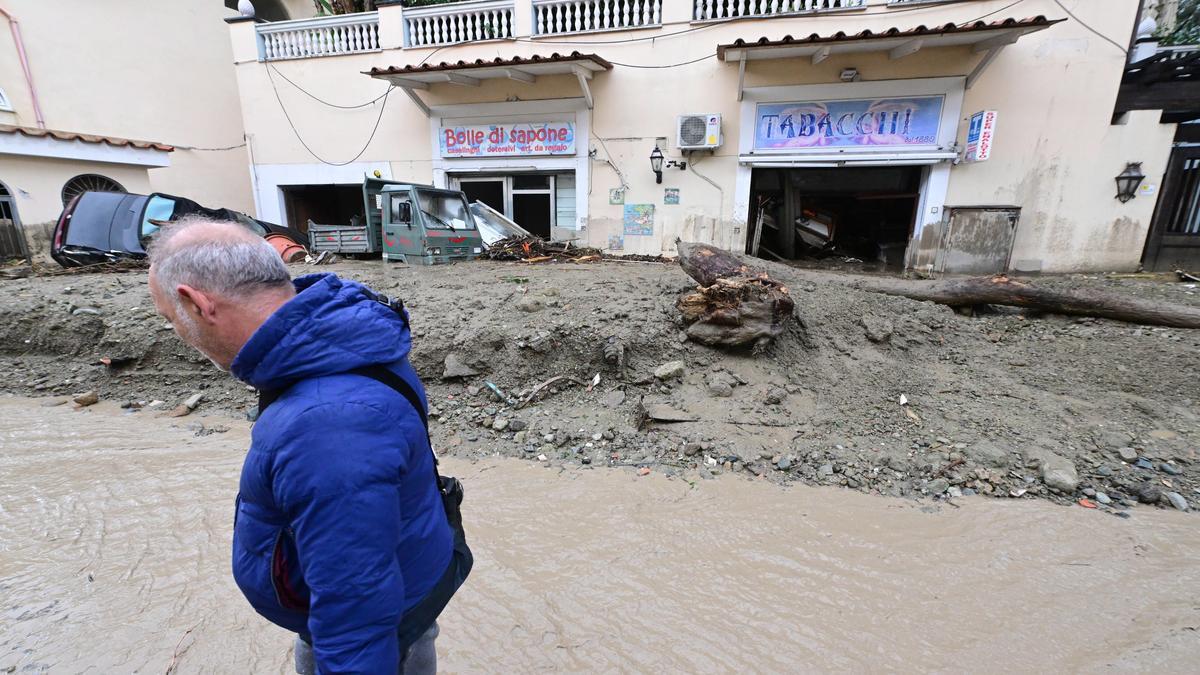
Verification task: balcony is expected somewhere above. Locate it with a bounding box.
[403,0,516,48]
[533,0,663,36]
[693,0,865,21]
[257,11,380,61]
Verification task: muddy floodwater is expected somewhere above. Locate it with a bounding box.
[1,398,1198,673]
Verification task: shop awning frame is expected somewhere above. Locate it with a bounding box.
[365,52,611,116]
[739,150,960,168]
[718,16,1064,100]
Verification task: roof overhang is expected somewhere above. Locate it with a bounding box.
[0,125,172,167]
[365,52,611,116]
[718,16,1063,96]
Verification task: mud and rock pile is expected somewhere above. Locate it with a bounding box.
[1,257,1198,512]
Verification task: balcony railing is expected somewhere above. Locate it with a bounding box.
[533,0,662,36]
[694,0,865,21]
[258,12,380,61]
[403,0,515,48]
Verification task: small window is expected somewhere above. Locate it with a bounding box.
[0,87,11,112]
[61,174,126,206]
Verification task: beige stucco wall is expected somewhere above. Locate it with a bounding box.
[0,0,253,218]
[229,0,1171,271]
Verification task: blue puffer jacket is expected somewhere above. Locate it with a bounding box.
[230,273,453,673]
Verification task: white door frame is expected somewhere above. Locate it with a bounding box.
[734,77,965,259]
[429,98,589,230]
[249,161,392,227]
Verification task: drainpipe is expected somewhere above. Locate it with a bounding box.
[0,4,46,128]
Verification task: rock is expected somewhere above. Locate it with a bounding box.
[71,307,101,317]
[1095,492,1112,505]
[1137,483,1162,504]
[1149,429,1179,441]
[948,486,964,498]
[1099,430,1133,449]
[683,442,702,456]
[1083,488,1096,497]
[1159,462,1183,476]
[537,454,548,462]
[961,488,976,497]
[764,388,787,405]
[466,385,481,396]
[860,315,894,343]
[706,379,733,398]
[776,457,792,471]
[1165,491,1189,511]
[928,478,950,495]
[507,419,527,432]
[967,442,1011,469]
[1117,447,1139,463]
[1096,465,1113,477]
[1040,456,1079,493]
[40,398,69,407]
[654,361,686,380]
[1135,458,1154,470]
[818,463,834,477]
[183,393,204,410]
[492,418,509,432]
[603,390,626,407]
[515,296,544,313]
[73,391,99,407]
[442,353,480,379]
[513,431,527,443]
[698,468,715,480]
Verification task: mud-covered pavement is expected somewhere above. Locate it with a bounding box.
[2,398,1199,672]
[0,258,1198,511]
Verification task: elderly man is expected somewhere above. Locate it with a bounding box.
[147,218,470,674]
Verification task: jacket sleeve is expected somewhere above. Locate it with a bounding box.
[271,401,409,674]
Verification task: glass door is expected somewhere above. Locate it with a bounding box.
[452,174,562,239]
[458,178,507,217]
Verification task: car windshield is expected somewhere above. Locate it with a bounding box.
[233,213,267,236]
[141,195,177,238]
[416,190,473,230]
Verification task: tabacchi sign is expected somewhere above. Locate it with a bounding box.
[753,96,944,150]
[439,122,576,158]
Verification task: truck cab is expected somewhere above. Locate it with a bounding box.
[381,184,483,265]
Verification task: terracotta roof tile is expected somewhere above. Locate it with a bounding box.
[0,124,174,152]
[366,51,611,76]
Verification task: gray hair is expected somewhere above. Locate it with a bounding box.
[148,216,292,304]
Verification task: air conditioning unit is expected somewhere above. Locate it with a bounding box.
[677,113,722,150]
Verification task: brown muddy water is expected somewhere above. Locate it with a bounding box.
[1,398,1197,674]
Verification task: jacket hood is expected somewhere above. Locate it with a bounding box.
[231,273,411,392]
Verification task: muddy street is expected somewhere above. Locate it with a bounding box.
[2,398,1198,672]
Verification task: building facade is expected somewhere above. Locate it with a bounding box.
[0,0,263,257]
[225,0,1174,273]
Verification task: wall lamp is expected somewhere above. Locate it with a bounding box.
[1115,162,1146,203]
[650,145,686,184]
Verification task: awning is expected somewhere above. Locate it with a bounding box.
[365,52,612,116]
[739,150,960,168]
[718,16,1063,96]
[0,124,173,167]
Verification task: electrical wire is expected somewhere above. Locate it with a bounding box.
[266,64,394,166]
[957,0,1026,26]
[607,53,717,68]
[176,142,247,151]
[1052,0,1128,54]
[268,63,391,109]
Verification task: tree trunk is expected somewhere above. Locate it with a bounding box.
[675,240,796,349]
[851,275,1200,329]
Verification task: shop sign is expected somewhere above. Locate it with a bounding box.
[965,110,997,163]
[754,96,944,150]
[439,122,575,158]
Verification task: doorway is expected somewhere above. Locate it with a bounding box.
[746,166,923,269]
[1143,145,1200,272]
[281,184,365,236]
[454,173,572,239]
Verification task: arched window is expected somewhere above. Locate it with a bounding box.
[61,174,126,206]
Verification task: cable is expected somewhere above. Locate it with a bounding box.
[607,53,716,69]
[958,0,1026,26]
[176,142,247,151]
[1052,0,1128,54]
[266,64,393,166]
[269,63,391,109]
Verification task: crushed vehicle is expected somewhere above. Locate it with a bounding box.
[51,191,307,267]
[380,183,483,265]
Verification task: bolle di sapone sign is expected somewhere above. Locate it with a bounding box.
[753,96,944,151]
[439,122,576,158]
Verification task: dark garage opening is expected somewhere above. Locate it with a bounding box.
[746,166,923,269]
[281,185,364,238]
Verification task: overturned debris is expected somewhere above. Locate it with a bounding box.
[675,240,797,349]
[481,236,602,263]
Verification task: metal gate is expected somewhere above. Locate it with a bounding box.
[0,184,32,263]
[1143,145,1200,272]
[936,207,1020,275]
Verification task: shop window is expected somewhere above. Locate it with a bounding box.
[61,174,126,206]
[555,174,576,229]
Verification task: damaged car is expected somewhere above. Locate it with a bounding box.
[51,191,307,267]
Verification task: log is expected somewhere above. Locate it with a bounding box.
[675,240,796,348]
[851,275,1200,329]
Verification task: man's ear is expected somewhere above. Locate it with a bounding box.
[176,284,217,324]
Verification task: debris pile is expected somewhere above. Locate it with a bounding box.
[481,235,602,263]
